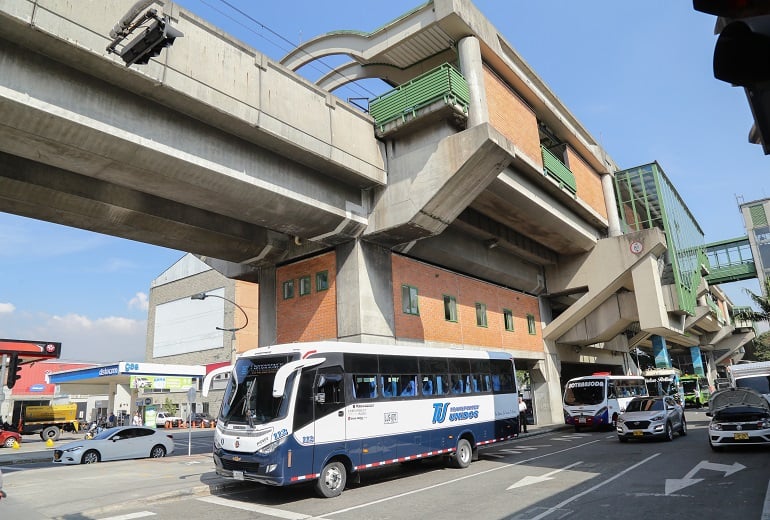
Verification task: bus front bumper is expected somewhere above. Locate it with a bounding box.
[213,450,285,486]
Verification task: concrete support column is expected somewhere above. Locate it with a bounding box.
[690,346,705,377]
[651,335,672,368]
[336,240,395,342]
[601,173,622,237]
[257,266,277,347]
[458,36,489,127]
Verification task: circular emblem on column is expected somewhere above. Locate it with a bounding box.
[630,241,644,255]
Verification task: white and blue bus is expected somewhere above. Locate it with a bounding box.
[562,373,648,431]
[203,341,519,497]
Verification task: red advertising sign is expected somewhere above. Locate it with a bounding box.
[0,339,61,360]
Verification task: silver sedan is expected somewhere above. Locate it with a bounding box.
[53,426,174,465]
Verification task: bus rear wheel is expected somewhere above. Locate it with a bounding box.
[316,461,346,498]
[452,438,472,469]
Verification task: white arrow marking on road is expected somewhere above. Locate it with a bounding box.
[665,460,746,495]
[507,461,583,490]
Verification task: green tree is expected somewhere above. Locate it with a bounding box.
[162,397,176,415]
[736,279,770,323]
[744,331,770,362]
[736,279,770,362]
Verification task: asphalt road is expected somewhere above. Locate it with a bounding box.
[1,412,769,519]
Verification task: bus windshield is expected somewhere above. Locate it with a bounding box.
[220,356,297,425]
[563,379,605,406]
[681,379,697,393]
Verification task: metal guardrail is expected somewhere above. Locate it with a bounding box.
[368,63,470,130]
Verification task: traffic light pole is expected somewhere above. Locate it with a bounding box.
[0,355,7,424]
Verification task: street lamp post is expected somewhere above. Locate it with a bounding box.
[190,292,249,362]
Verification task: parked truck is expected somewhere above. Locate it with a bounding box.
[727,361,770,403]
[17,403,79,441]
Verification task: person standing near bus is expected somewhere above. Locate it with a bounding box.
[518,396,528,434]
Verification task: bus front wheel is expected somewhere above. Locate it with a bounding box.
[452,438,472,469]
[316,461,346,498]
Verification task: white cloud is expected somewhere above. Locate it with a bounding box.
[0,302,15,314]
[0,311,147,363]
[128,292,149,312]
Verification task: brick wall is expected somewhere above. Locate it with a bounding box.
[392,255,543,353]
[484,65,543,170]
[276,251,337,343]
[234,280,259,353]
[565,146,607,220]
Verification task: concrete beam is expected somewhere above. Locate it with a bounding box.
[366,123,513,246]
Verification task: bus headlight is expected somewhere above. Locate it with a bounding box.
[256,436,287,455]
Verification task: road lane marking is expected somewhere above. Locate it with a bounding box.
[528,453,660,520]
[323,438,603,517]
[507,461,583,490]
[665,461,746,495]
[99,513,156,520]
[762,480,770,520]
[198,496,324,519]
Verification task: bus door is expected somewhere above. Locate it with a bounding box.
[313,367,347,468]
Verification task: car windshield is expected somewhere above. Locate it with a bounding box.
[563,379,605,406]
[91,427,122,440]
[220,355,297,425]
[625,399,664,412]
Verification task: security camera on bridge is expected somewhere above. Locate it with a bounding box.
[106,4,183,67]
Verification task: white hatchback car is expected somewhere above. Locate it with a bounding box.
[707,387,770,451]
[616,396,687,442]
[53,426,174,465]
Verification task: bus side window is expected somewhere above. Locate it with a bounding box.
[451,375,464,394]
[436,375,449,395]
[422,376,434,395]
[400,376,417,396]
[381,376,397,398]
[353,375,377,399]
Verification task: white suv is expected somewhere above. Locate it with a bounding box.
[155,411,184,427]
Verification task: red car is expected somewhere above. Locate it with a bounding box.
[0,429,21,448]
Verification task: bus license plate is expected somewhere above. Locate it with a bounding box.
[734,433,750,440]
[633,431,643,436]
[233,470,244,480]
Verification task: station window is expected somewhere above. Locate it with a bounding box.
[444,295,457,322]
[475,302,488,327]
[527,314,536,335]
[316,271,329,291]
[299,275,311,296]
[503,309,514,331]
[402,285,419,315]
[282,280,294,299]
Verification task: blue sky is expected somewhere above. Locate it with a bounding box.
[1,1,767,361]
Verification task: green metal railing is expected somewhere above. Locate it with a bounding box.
[706,297,726,325]
[541,146,577,194]
[368,63,470,130]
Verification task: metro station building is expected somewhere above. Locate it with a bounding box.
[0,2,756,427]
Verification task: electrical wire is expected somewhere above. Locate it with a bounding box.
[198,0,380,99]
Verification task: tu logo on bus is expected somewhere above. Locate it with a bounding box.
[432,403,450,424]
